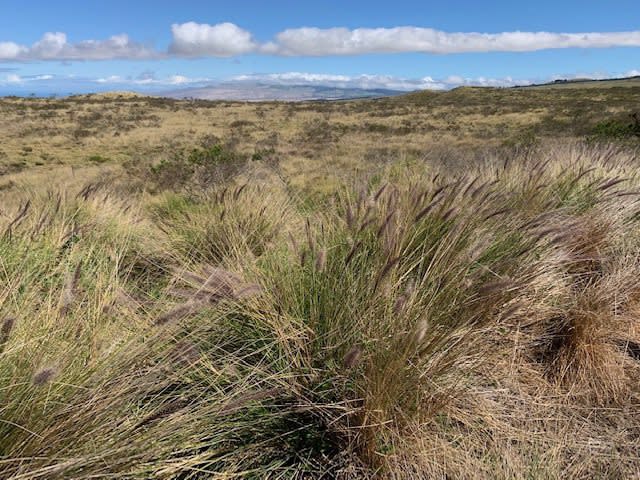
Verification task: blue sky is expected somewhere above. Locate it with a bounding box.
[1,0,639,95]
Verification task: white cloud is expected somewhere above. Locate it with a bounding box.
[169,22,256,57]
[96,75,124,83]
[0,41,28,60]
[167,75,191,85]
[1,73,57,84]
[264,27,640,56]
[4,73,22,83]
[0,32,156,61]
[2,25,640,62]
[549,71,609,81]
[94,73,210,86]
[230,72,531,91]
[626,69,640,77]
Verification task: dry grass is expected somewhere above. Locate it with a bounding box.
[1,87,640,478]
[1,85,638,190]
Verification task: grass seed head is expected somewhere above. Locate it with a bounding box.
[33,367,57,386]
[343,345,363,369]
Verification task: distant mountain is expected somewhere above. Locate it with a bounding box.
[161,82,405,101]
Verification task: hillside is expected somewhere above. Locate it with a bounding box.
[162,82,404,101]
[1,82,640,478]
[1,83,639,188]
[522,75,640,89]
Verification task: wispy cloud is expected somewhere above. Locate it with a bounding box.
[231,72,533,90]
[1,73,54,84]
[94,73,210,86]
[3,70,637,97]
[4,69,633,93]
[3,73,22,83]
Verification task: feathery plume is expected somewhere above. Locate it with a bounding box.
[33,367,57,386]
[59,261,83,316]
[414,197,442,223]
[233,183,247,200]
[343,345,362,369]
[235,284,264,299]
[217,387,283,417]
[315,247,327,273]
[1,317,15,340]
[477,279,514,297]
[134,399,190,430]
[305,219,315,255]
[393,294,408,315]
[374,256,401,292]
[155,301,204,326]
[345,203,355,230]
[414,319,429,344]
[169,340,201,367]
[373,183,388,202]
[0,317,15,352]
[345,240,363,266]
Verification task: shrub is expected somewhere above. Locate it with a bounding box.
[590,113,640,141]
[87,154,110,164]
[150,142,249,192]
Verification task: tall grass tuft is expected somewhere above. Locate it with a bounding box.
[2,142,640,478]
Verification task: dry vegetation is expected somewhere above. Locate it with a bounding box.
[1,85,640,478]
[1,84,639,190]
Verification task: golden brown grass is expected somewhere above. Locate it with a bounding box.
[1,87,640,478]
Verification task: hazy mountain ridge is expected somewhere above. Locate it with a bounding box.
[162,82,405,101]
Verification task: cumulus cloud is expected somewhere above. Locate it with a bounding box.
[169,22,256,57]
[263,27,640,56]
[0,42,28,59]
[0,32,156,61]
[2,25,640,62]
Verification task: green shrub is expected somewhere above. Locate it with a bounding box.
[150,143,249,192]
[87,154,110,164]
[590,113,640,141]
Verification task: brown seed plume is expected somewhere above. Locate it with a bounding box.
[373,183,388,202]
[414,319,429,344]
[0,317,16,352]
[59,261,83,316]
[33,367,57,386]
[315,247,327,272]
[343,345,363,369]
[155,301,205,326]
[345,240,363,266]
[134,399,190,430]
[169,340,201,366]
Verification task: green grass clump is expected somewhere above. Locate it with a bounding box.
[1,142,640,478]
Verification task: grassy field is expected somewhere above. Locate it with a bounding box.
[1,86,640,478]
[1,84,639,189]
[524,76,640,89]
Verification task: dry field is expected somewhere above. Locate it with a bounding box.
[1,83,638,191]
[1,85,640,478]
